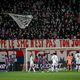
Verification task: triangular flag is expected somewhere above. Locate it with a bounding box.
[9,13,33,29]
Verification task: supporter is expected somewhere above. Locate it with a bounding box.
[0,0,79,39]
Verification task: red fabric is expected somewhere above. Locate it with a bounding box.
[34,50,39,54]
[16,50,23,57]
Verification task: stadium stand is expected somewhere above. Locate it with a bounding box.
[0,0,79,39]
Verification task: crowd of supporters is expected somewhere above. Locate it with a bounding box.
[0,0,79,39]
